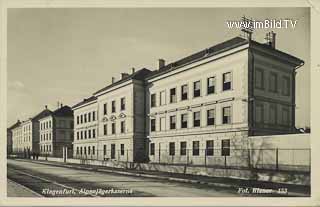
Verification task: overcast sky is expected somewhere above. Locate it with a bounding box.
[7,8,310,128]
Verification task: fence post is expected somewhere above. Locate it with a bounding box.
[126,149,129,163]
[248,148,251,168]
[276,148,279,170]
[224,155,227,168]
[158,146,161,164]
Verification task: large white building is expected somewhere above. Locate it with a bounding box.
[71,34,303,164]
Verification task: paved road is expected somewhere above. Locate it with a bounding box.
[7,179,42,197]
[8,159,240,197]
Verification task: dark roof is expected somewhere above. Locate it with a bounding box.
[52,105,73,117]
[146,37,249,80]
[72,96,97,109]
[8,120,21,130]
[31,109,53,121]
[93,68,151,95]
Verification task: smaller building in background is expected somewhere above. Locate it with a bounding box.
[39,105,74,157]
[7,120,21,155]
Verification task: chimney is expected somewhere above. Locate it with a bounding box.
[45,105,48,110]
[158,59,165,70]
[120,73,129,79]
[112,77,115,83]
[131,67,135,74]
[271,31,276,49]
[60,103,63,108]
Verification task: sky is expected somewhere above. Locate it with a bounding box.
[7,8,310,128]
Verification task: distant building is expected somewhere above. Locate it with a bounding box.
[7,120,21,155]
[39,105,74,157]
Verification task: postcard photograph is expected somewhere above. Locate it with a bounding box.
[5,7,311,199]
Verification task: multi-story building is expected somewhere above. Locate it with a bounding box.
[39,105,74,157]
[7,120,21,155]
[11,121,23,154]
[92,69,151,162]
[145,35,303,164]
[71,33,303,165]
[72,96,98,159]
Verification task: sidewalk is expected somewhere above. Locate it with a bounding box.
[12,158,310,197]
[7,179,42,197]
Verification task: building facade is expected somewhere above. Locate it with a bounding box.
[72,96,98,159]
[39,105,74,157]
[8,120,21,155]
[145,36,303,165]
[70,34,303,164]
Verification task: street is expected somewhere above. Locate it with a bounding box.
[7,159,241,197]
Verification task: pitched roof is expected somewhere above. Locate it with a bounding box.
[93,68,151,95]
[146,36,249,80]
[72,96,97,109]
[8,120,21,130]
[52,105,73,117]
[31,109,53,121]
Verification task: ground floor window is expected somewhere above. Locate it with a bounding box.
[221,139,230,156]
[180,141,187,156]
[192,141,200,156]
[206,140,214,156]
[150,143,155,155]
[169,142,175,156]
[103,145,107,156]
[120,144,124,155]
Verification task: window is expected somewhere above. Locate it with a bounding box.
[88,113,91,122]
[282,107,290,126]
[282,76,290,96]
[181,113,188,128]
[193,111,201,127]
[88,146,91,155]
[206,140,214,156]
[193,81,201,97]
[150,119,156,132]
[77,132,79,140]
[150,143,155,155]
[103,124,107,135]
[80,147,83,155]
[76,147,79,154]
[269,72,278,93]
[84,147,87,155]
[222,106,231,124]
[92,111,96,121]
[255,68,264,89]
[77,116,79,125]
[180,141,187,156]
[192,141,200,156]
[223,72,232,91]
[160,117,166,131]
[221,139,230,156]
[84,130,87,139]
[92,146,95,155]
[170,115,176,129]
[207,77,216,94]
[255,103,264,123]
[103,103,107,115]
[181,84,188,100]
[269,104,277,124]
[103,145,107,156]
[120,97,126,110]
[92,129,96,138]
[88,130,91,138]
[80,115,83,124]
[169,142,175,156]
[112,101,116,113]
[84,114,87,123]
[111,123,116,134]
[207,109,215,126]
[151,94,156,107]
[80,131,83,139]
[120,144,124,155]
[170,88,177,103]
[121,121,125,133]
[160,91,166,105]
